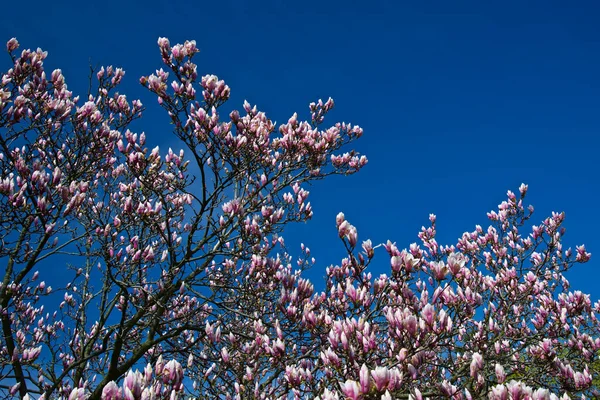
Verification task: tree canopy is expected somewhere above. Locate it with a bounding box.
[1,37,598,400]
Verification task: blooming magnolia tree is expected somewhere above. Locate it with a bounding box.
[306,191,597,400]
[0,37,598,400]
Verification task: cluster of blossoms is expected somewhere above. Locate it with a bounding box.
[11,358,183,400]
[292,185,597,399]
[1,37,598,400]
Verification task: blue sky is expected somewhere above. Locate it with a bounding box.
[2,1,599,297]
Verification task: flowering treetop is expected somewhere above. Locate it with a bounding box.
[0,37,598,400]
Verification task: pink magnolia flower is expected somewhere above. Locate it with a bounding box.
[495,363,506,384]
[6,38,19,52]
[359,364,370,394]
[470,352,484,378]
[162,359,183,387]
[371,366,390,392]
[68,388,86,400]
[123,370,143,399]
[340,380,361,400]
[101,381,122,400]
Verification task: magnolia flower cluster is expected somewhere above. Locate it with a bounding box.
[0,36,368,400]
[1,37,598,400]
[294,186,597,399]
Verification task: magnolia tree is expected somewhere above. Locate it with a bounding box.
[0,38,598,400]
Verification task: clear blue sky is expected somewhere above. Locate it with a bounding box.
[2,1,599,297]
